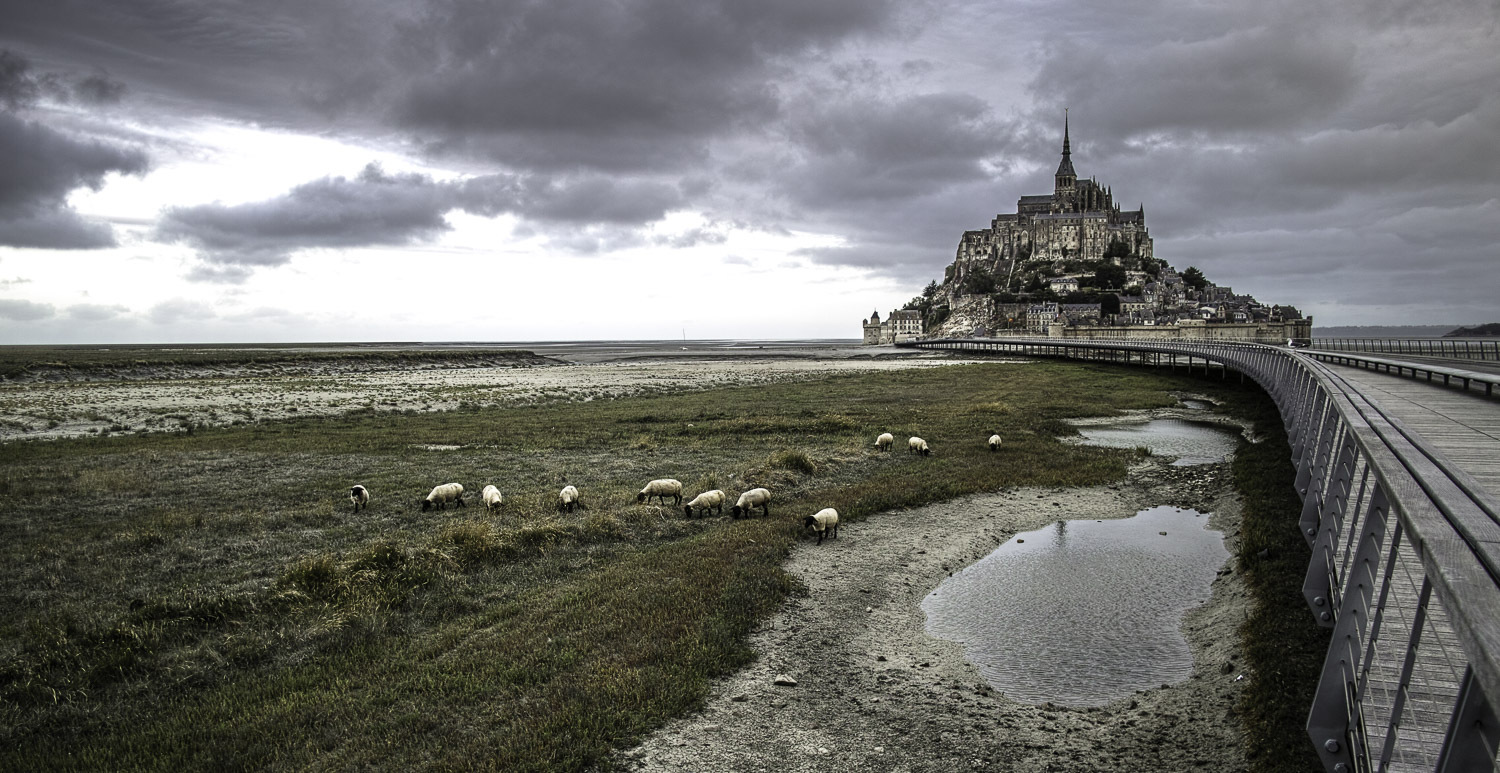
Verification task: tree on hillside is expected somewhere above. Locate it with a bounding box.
[960,267,996,295]
[1103,239,1130,262]
[1091,262,1126,290]
[1182,266,1208,290]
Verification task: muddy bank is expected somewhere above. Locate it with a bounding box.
[0,345,979,441]
[1,350,561,384]
[615,455,1251,772]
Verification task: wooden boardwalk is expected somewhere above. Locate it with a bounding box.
[1322,360,1500,500]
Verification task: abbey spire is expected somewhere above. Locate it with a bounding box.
[1053,110,1077,206]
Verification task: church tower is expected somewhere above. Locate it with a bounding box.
[1053,111,1077,212]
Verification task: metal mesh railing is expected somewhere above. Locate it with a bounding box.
[1312,338,1500,361]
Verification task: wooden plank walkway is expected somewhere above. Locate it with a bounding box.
[1323,361,1500,500]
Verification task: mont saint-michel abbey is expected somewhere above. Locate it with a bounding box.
[957,114,1151,270]
[863,117,1312,345]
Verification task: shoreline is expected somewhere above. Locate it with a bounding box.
[617,451,1251,771]
[0,343,970,442]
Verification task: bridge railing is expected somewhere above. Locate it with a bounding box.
[1313,338,1500,361]
[907,337,1500,772]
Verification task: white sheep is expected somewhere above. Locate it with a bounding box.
[349,484,370,512]
[421,482,466,512]
[803,508,839,544]
[875,432,894,451]
[559,485,580,513]
[482,484,504,511]
[731,487,772,519]
[637,478,683,506]
[683,489,726,518]
[908,436,931,456]
[988,434,1002,452]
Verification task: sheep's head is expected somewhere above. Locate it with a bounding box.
[636,492,647,503]
[421,499,433,512]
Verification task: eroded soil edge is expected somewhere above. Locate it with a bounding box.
[616,457,1250,772]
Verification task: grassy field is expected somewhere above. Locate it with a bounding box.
[0,359,1319,770]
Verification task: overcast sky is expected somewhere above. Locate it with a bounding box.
[1,0,1496,343]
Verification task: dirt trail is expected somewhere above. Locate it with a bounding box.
[615,456,1251,772]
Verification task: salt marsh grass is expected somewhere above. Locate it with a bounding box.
[0,360,1306,771]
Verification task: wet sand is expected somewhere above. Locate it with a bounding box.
[0,341,984,441]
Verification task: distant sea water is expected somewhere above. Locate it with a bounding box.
[1313,325,1463,338]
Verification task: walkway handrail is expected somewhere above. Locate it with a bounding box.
[906,337,1500,772]
[1313,337,1500,361]
[1301,350,1500,400]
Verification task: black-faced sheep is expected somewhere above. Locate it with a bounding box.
[875,432,894,451]
[803,508,839,544]
[349,485,370,512]
[731,487,772,518]
[637,479,683,506]
[683,489,725,518]
[482,484,504,511]
[908,436,931,456]
[988,434,1002,452]
[421,482,465,511]
[559,485,580,513]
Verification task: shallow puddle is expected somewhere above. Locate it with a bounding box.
[1073,417,1240,465]
[922,506,1229,707]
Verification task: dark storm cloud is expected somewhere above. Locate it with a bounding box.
[2,1,900,172]
[388,0,898,169]
[159,164,457,272]
[0,48,128,108]
[782,92,1012,205]
[1029,28,1358,139]
[0,111,150,248]
[159,163,686,281]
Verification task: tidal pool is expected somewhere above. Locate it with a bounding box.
[1073,417,1241,465]
[922,506,1229,707]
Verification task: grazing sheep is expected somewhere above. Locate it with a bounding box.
[988,434,1002,452]
[875,432,894,451]
[482,484,504,511]
[803,508,839,544]
[421,482,466,512]
[683,489,726,518]
[731,488,772,519]
[908,436,931,456]
[559,485,580,513]
[349,485,370,512]
[637,478,683,506]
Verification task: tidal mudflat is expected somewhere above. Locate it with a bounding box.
[0,342,971,441]
[620,458,1251,772]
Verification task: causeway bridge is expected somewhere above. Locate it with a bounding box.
[903,336,1500,773]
